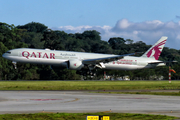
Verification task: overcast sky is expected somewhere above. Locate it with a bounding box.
[1,0,180,49]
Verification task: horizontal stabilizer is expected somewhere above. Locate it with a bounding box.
[148,60,177,64]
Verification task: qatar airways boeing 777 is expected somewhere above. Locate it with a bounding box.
[2,36,168,74]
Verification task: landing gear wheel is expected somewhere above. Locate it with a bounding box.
[12,61,17,69]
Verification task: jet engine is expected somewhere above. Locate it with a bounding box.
[68,59,84,70]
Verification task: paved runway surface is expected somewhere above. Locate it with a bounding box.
[0,91,180,117]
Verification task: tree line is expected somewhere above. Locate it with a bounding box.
[0,22,180,80]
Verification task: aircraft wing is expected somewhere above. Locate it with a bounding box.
[82,53,138,64]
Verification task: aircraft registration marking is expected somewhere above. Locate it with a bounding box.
[112,59,137,65]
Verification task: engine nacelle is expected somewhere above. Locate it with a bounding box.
[68,59,84,70]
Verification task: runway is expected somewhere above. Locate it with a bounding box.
[0,91,180,117]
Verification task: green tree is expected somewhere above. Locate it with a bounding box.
[108,37,126,50]
[17,22,48,33]
[82,30,101,41]
[42,29,67,50]
[0,42,9,80]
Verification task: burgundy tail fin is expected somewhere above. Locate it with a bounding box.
[141,36,167,60]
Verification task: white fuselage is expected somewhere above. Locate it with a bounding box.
[104,56,164,70]
[2,48,165,70]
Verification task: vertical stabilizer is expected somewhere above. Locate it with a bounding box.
[141,36,167,60]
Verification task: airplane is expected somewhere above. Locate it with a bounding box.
[2,36,168,75]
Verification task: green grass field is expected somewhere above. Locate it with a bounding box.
[0,80,180,119]
[1,80,180,96]
[0,80,179,91]
[0,112,177,120]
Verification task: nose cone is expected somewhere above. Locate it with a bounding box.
[2,53,10,59]
[2,50,13,60]
[2,53,6,58]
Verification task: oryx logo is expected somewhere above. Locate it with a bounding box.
[74,63,76,66]
[146,40,166,60]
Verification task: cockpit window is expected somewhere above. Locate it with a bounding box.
[6,52,11,54]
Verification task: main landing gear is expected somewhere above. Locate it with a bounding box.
[77,68,97,76]
[76,69,97,80]
[12,61,17,69]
